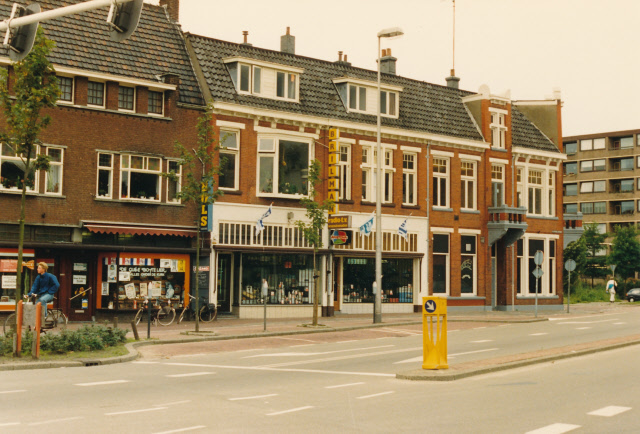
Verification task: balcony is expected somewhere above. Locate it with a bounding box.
[487,206,527,246]
[563,212,584,248]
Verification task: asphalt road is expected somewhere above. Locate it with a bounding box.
[1,307,639,433]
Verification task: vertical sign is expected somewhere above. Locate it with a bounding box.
[200,180,213,231]
[328,128,340,215]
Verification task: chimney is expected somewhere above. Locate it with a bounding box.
[159,0,179,22]
[446,68,460,89]
[281,27,295,54]
[334,51,351,67]
[379,48,397,75]
[242,31,252,46]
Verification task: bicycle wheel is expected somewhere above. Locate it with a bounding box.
[3,313,16,335]
[134,308,144,325]
[177,307,188,324]
[199,303,217,322]
[48,309,68,327]
[156,306,175,326]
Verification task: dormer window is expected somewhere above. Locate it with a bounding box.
[333,78,402,118]
[380,90,397,116]
[490,108,507,148]
[224,57,302,102]
[349,85,367,111]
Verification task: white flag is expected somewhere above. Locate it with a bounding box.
[359,214,375,235]
[398,218,408,241]
[255,204,272,235]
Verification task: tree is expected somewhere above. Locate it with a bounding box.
[563,237,587,288]
[582,222,608,287]
[295,160,334,327]
[0,28,59,304]
[162,110,222,332]
[608,225,640,281]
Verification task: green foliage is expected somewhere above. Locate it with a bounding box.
[608,225,640,281]
[566,280,609,303]
[295,160,334,252]
[581,222,609,284]
[0,325,128,356]
[563,238,587,289]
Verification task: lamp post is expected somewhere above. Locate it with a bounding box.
[374,27,404,324]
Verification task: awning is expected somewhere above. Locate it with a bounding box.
[84,224,197,238]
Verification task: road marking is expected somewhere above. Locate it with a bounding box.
[290,344,315,348]
[154,400,191,407]
[371,328,421,335]
[75,380,130,387]
[588,405,631,417]
[132,361,160,364]
[395,348,499,364]
[550,312,620,321]
[275,337,318,343]
[613,322,626,325]
[357,391,395,400]
[258,346,420,368]
[166,372,214,378]
[164,362,396,377]
[555,319,618,325]
[337,340,358,343]
[325,382,365,389]
[106,407,167,416]
[0,422,20,427]
[473,327,487,330]
[243,344,394,359]
[471,339,493,343]
[267,406,314,416]
[0,389,26,394]
[229,394,278,401]
[152,426,206,434]
[529,333,548,336]
[525,423,580,434]
[575,327,591,330]
[28,417,83,426]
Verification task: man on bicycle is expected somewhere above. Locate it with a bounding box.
[25,262,60,318]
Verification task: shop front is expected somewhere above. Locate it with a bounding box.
[0,248,36,312]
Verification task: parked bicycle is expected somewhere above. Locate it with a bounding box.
[134,298,176,327]
[177,294,217,324]
[3,295,69,335]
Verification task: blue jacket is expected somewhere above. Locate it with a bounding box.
[29,272,60,297]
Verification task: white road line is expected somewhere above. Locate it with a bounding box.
[229,394,278,401]
[371,328,421,335]
[153,400,191,407]
[525,423,581,434]
[576,327,591,330]
[357,391,395,400]
[556,319,618,325]
[152,425,206,434]
[275,337,318,343]
[588,405,631,417]
[613,322,626,325]
[325,382,365,389]
[75,380,130,387]
[164,362,396,377]
[0,389,26,394]
[290,344,315,348]
[471,339,493,343]
[395,348,499,364]
[106,407,167,416]
[258,346,420,368]
[550,312,620,321]
[132,361,160,364]
[450,348,499,357]
[473,327,487,330]
[267,406,314,416]
[28,417,83,426]
[337,340,358,343]
[529,333,548,336]
[243,344,394,359]
[166,372,214,378]
[0,422,20,427]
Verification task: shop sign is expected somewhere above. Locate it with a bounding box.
[2,275,16,289]
[328,215,351,229]
[0,259,16,272]
[330,230,352,246]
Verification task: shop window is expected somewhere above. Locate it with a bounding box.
[460,235,476,295]
[219,130,239,190]
[433,158,449,208]
[45,147,64,195]
[402,152,416,205]
[342,257,413,303]
[432,233,449,294]
[0,143,37,192]
[257,137,310,197]
[87,81,105,107]
[97,153,113,198]
[120,154,161,201]
[148,90,164,115]
[460,160,476,210]
[338,144,351,200]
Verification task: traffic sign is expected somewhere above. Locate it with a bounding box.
[424,299,437,313]
[534,250,544,266]
[532,267,544,279]
[565,259,576,272]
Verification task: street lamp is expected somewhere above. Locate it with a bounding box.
[374,27,404,324]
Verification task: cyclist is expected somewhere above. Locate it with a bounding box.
[24,262,60,318]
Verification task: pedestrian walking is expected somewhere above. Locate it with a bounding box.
[609,282,617,303]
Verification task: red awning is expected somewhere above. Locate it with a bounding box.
[84,224,197,238]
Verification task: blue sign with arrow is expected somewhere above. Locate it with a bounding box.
[424,299,437,313]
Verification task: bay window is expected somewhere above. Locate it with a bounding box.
[257,136,310,196]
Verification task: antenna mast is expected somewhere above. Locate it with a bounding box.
[452,0,456,76]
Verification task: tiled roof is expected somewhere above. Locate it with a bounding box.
[0,0,204,106]
[187,34,560,154]
[511,107,560,153]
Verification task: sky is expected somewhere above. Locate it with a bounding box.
[149,0,640,137]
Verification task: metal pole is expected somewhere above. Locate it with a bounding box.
[567,269,571,314]
[0,0,135,32]
[535,271,539,318]
[374,35,382,324]
[263,293,267,331]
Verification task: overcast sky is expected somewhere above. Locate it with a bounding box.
[152,0,640,137]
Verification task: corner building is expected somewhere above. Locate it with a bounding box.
[184,27,569,316]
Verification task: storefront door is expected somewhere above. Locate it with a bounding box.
[217,253,231,313]
[66,255,95,322]
[333,258,340,311]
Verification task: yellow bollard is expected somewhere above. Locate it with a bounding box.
[422,297,448,370]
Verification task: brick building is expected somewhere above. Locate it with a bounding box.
[0,0,205,320]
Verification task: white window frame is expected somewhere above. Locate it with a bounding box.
[520,236,557,297]
[490,109,507,149]
[432,233,450,295]
[402,152,417,206]
[348,84,367,112]
[460,160,477,211]
[256,135,312,198]
[119,154,162,202]
[528,169,543,215]
[361,145,394,203]
[433,157,450,208]
[379,90,398,118]
[147,90,164,116]
[337,143,351,200]
[460,234,477,296]
[219,129,240,191]
[87,80,105,108]
[57,75,74,104]
[238,63,262,96]
[44,147,64,196]
[0,143,38,193]
[118,85,135,112]
[516,168,524,208]
[276,70,297,100]
[166,159,181,203]
[491,164,505,207]
[96,152,113,199]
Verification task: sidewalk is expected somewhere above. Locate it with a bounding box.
[2,303,640,378]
